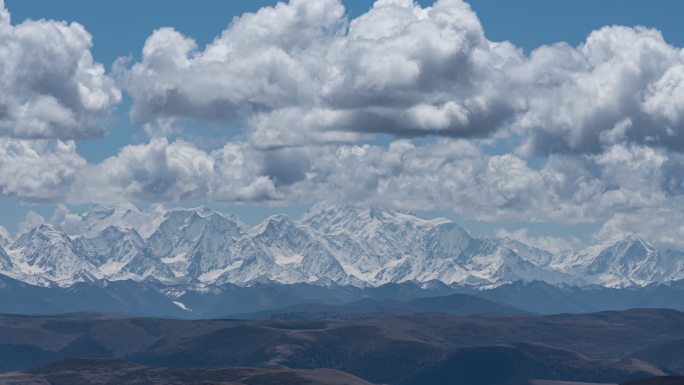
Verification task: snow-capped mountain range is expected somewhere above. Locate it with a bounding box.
[1,202,683,289]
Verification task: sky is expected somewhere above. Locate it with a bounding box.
[1,0,684,251]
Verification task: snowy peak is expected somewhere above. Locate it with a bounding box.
[300,202,385,234]
[551,235,684,287]
[2,202,683,289]
[93,225,146,245]
[300,202,419,235]
[77,202,164,238]
[300,202,456,235]
[236,214,348,285]
[13,224,71,250]
[591,236,654,271]
[82,202,141,222]
[162,206,246,243]
[253,214,292,231]
[554,235,654,270]
[491,237,555,266]
[299,202,470,258]
[75,225,176,284]
[9,224,100,285]
[250,215,318,259]
[74,225,147,264]
[300,203,539,286]
[146,206,249,281]
[604,235,654,256]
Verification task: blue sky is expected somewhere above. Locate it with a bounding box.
[2,0,684,249]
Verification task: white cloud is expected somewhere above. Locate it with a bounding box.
[75,138,278,204]
[0,136,273,205]
[121,1,684,155]
[16,136,666,234]
[2,135,680,254]
[274,140,681,225]
[121,0,522,147]
[0,225,9,242]
[0,138,86,201]
[3,135,684,251]
[4,0,684,252]
[18,210,45,235]
[515,26,684,155]
[0,0,9,27]
[80,138,215,203]
[597,207,684,250]
[0,1,120,139]
[642,63,684,129]
[0,136,656,238]
[209,142,279,202]
[49,204,86,236]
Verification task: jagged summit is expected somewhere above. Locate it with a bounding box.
[301,202,454,235]
[550,234,682,287]
[72,202,162,238]
[84,201,141,218]
[0,202,682,289]
[13,223,71,248]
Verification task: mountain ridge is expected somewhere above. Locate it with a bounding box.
[1,202,682,292]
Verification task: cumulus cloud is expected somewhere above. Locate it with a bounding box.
[0,137,275,205]
[75,138,278,204]
[49,204,86,236]
[516,26,684,155]
[3,135,683,252]
[0,225,9,242]
[263,140,684,230]
[83,138,215,202]
[597,207,684,250]
[5,0,684,252]
[10,136,671,248]
[643,63,684,129]
[120,1,684,154]
[209,143,279,201]
[104,0,684,235]
[0,138,86,201]
[121,0,523,147]
[0,0,120,139]
[0,134,664,250]
[17,210,46,235]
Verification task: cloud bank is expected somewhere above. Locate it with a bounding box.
[120,0,684,153]
[3,0,684,249]
[121,0,523,147]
